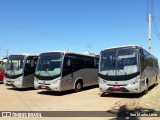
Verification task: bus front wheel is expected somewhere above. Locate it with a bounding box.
[74,81,83,92]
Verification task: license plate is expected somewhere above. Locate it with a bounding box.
[7,82,12,84]
[41,85,46,89]
[6,78,10,81]
[113,86,120,89]
[7,81,13,85]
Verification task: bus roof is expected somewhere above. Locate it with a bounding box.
[2,58,8,63]
[8,53,38,57]
[39,51,97,57]
[102,45,141,51]
[101,45,158,60]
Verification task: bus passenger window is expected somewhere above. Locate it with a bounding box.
[74,57,85,71]
[62,56,73,77]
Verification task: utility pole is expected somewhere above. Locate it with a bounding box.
[148,13,152,53]
[147,0,153,53]
[6,50,9,58]
[86,44,92,53]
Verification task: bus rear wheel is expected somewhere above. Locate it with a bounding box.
[144,82,149,94]
[155,76,159,86]
[74,81,83,92]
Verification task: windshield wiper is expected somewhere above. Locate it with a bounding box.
[117,69,128,76]
[44,64,51,77]
[106,62,116,75]
[106,69,112,75]
[36,70,51,77]
[45,70,51,77]
[37,71,42,77]
[9,63,15,75]
[36,64,51,77]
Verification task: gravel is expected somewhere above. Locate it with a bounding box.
[136,79,160,111]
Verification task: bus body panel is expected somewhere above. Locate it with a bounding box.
[12,74,35,88]
[35,69,98,91]
[61,69,98,91]
[34,77,62,91]
[4,76,18,86]
[99,75,141,93]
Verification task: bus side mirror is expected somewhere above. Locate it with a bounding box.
[25,63,30,69]
[67,60,71,67]
[10,64,13,70]
[30,60,35,68]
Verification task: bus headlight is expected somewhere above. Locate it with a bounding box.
[53,80,59,84]
[131,80,138,85]
[99,79,106,84]
[17,77,22,82]
[34,78,38,82]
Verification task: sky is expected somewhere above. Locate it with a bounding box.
[0,0,160,62]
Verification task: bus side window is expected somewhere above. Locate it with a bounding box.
[67,56,74,70]
[31,57,38,68]
[62,56,74,77]
[25,56,37,72]
[74,56,85,71]
[140,49,145,71]
[94,57,99,68]
[86,57,94,68]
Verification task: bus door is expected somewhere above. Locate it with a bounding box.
[139,49,146,91]
[23,56,38,87]
[62,55,74,90]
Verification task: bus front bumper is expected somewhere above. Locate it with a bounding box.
[34,78,61,91]
[99,82,140,93]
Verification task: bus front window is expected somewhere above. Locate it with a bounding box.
[5,55,25,76]
[100,48,138,76]
[100,50,116,75]
[116,49,138,75]
[35,53,62,79]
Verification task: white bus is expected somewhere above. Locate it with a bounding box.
[4,54,38,88]
[99,45,159,94]
[34,51,99,92]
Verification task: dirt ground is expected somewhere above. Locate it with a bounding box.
[0,81,160,120]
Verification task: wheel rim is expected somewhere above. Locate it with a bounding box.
[77,82,82,90]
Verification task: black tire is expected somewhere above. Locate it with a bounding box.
[155,76,159,86]
[144,82,148,94]
[100,92,107,97]
[74,81,83,93]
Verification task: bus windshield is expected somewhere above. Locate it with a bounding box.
[5,55,25,76]
[100,47,138,76]
[35,53,62,78]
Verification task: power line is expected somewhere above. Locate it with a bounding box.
[146,0,160,39]
[0,16,86,48]
[152,19,160,41]
[145,0,160,53]
[146,0,160,41]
